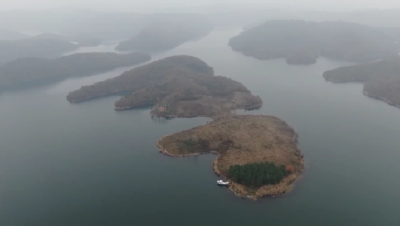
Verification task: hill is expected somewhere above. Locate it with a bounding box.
[67,55,262,118]
[0,52,151,91]
[229,20,399,65]
[0,38,79,64]
[157,115,304,199]
[115,21,212,52]
[323,57,400,108]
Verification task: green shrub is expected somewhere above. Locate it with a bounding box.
[229,162,289,187]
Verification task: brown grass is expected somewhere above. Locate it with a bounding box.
[156,115,304,200]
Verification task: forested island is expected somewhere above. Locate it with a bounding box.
[157,115,304,199]
[115,21,212,53]
[67,55,262,117]
[229,20,399,65]
[0,52,151,91]
[323,57,400,108]
[0,38,79,64]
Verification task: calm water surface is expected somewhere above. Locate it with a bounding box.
[0,27,399,226]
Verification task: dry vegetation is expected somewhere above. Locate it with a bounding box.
[157,115,304,199]
[67,55,262,118]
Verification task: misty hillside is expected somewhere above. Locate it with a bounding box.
[33,32,102,47]
[0,29,30,41]
[0,38,79,64]
[323,56,400,108]
[208,9,400,28]
[229,20,400,65]
[0,10,212,41]
[324,57,400,83]
[0,52,151,91]
[364,78,400,108]
[115,21,212,53]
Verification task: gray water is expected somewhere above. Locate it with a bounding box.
[1,27,399,226]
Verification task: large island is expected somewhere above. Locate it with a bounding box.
[67,55,262,118]
[229,20,399,65]
[323,56,400,108]
[0,52,151,91]
[157,115,304,199]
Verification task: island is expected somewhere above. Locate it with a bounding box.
[0,38,79,64]
[115,21,212,53]
[229,20,399,65]
[0,52,151,91]
[323,56,400,108]
[157,115,304,199]
[67,55,262,118]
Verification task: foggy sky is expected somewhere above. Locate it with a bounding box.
[1,0,399,12]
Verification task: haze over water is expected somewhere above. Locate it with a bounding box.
[0,28,399,225]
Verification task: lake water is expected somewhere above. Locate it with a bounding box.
[1,27,399,226]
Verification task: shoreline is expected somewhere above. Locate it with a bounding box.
[363,90,400,109]
[67,90,131,103]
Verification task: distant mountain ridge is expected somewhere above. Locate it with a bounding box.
[0,29,29,41]
[0,52,151,91]
[229,20,399,65]
[0,38,79,64]
[0,10,213,41]
[115,21,212,53]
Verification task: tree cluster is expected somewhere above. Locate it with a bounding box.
[229,162,289,187]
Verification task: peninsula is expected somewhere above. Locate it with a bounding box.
[229,20,399,65]
[323,56,400,108]
[157,115,304,199]
[0,52,151,91]
[67,55,262,118]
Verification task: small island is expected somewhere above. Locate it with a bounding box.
[323,56,400,108]
[67,55,262,118]
[229,20,399,65]
[0,52,151,91]
[157,115,304,199]
[115,21,212,53]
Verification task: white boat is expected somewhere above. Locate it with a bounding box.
[217,180,230,186]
